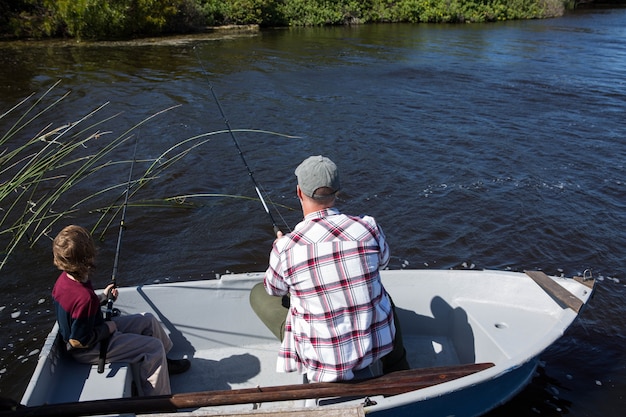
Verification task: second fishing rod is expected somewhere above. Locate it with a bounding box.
[195,49,282,236]
[98,137,139,373]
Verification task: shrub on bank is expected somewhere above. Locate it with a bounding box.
[1,0,572,40]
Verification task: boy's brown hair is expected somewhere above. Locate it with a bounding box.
[53,225,96,282]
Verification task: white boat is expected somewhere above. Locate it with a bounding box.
[16,269,594,417]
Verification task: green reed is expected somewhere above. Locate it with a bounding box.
[1,82,299,271]
[0,82,181,270]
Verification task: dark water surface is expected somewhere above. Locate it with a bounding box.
[1,8,625,415]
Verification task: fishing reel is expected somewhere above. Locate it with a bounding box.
[102,305,121,319]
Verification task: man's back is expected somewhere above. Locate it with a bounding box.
[265,208,396,382]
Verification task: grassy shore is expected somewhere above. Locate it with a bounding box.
[1,0,576,41]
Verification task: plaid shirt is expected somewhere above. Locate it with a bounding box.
[264,207,395,382]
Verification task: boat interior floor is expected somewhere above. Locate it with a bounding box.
[163,332,461,414]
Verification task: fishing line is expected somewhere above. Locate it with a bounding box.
[194,47,282,235]
[97,136,139,373]
[110,138,138,284]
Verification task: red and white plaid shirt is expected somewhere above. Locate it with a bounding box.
[264,207,395,382]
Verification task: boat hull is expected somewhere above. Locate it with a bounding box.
[369,358,538,417]
[21,269,594,417]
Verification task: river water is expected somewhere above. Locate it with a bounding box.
[1,8,625,415]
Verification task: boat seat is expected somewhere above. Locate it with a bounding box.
[47,334,135,403]
[303,360,383,407]
[56,356,136,403]
[21,323,136,407]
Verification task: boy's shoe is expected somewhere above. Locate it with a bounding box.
[167,358,191,375]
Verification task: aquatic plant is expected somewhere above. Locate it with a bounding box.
[0,81,296,271]
[0,81,187,271]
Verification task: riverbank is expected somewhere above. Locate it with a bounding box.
[1,0,569,41]
[0,26,265,50]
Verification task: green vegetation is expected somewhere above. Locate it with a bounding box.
[0,82,201,271]
[0,83,297,271]
[1,0,578,40]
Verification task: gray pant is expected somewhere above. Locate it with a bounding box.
[71,312,173,396]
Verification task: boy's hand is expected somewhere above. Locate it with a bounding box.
[104,283,118,301]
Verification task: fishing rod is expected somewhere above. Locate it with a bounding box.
[97,137,139,373]
[194,48,281,236]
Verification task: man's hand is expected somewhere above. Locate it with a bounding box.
[274,230,284,244]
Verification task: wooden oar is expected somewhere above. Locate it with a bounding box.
[2,363,493,417]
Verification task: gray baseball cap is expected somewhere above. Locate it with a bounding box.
[295,155,341,198]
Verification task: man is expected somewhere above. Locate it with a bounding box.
[250,155,408,383]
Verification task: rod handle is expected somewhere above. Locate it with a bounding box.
[97,354,106,374]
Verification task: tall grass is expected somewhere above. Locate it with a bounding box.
[0,82,187,271]
[0,82,298,271]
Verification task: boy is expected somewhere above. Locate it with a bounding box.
[51,225,190,396]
